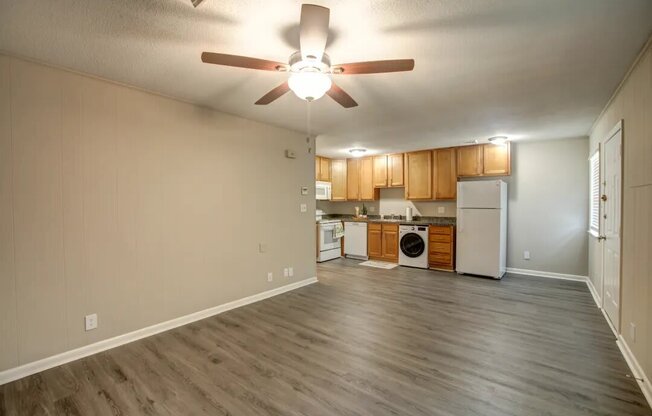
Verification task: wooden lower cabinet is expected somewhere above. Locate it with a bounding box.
[429,225,455,270]
[368,222,399,262]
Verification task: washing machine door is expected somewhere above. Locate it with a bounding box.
[400,233,425,258]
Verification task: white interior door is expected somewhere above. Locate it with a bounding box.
[602,125,622,332]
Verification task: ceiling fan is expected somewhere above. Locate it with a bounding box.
[201,4,415,108]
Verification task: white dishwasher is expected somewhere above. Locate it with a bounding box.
[344,222,368,260]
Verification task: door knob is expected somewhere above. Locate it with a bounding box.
[598,235,606,241]
[601,194,608,201]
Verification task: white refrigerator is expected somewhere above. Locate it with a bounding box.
[456,180,507,279]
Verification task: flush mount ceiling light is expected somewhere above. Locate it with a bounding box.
[488,136,508,145]
[349,148,367,157]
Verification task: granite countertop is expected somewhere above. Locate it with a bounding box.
[318,214,456,226]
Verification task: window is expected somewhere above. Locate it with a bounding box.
[589,150,600,235]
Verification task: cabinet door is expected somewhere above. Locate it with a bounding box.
[320,157,332,181]
[368,223,383,258]
[482,143,511,175]
[359,157,376,200]
[405,151,432,200]
[315,157,321,181]
[457,145,483,177]
[433,148,457,200]
[330,159,347,201]
[381,224,399,262]
[346,159,360,200]
[388,153,404,187]
[373,155,388,187]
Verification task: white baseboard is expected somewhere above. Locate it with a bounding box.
[617,335,652,409]
[584,276,651,410]
[585,277,602,308]
[0,277,318,386]
[505,267,588,282]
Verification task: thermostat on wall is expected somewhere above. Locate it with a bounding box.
[301,187,309,195]
[285,149,296,159]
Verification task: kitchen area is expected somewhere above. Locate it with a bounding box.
[316,141,511,279]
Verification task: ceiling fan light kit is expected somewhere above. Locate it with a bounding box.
[200,4,415,108]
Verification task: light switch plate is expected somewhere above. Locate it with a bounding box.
[288,267,294,277]
[259,243,267,253]
[524,250,531,260]
[267,272,273,282]
[300,203,307,213]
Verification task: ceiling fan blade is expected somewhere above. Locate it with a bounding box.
[326,83,358,108]
[332,59,415,75]
[255,82,290,105]
[299,4,330,61]
[191,0,204,7]
[201,52,286,71]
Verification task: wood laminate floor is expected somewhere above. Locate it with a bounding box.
[1,258,650,416]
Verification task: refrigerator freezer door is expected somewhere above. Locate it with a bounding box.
[457,180,504,209]
[456,209,502,278]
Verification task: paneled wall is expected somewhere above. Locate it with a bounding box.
[588,38,652,392]
[0,55,316,372]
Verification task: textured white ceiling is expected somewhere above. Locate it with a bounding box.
[1,0,651,158]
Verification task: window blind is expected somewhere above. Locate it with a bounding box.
[589,151,600,234]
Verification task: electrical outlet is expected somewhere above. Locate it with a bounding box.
[284,268,289,277]
[288,267,294,277]
[368,206,375,213]
[85,314,98,331]
[267,272,273,282]
[300,203,307,213]
[630,322,636,342]
[523,250,531,260]
[437,206,445,214]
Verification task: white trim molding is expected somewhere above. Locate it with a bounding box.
[617,336,652,408]
[505,267,588,282]
[585,276,602,309]
[0,277,318,386]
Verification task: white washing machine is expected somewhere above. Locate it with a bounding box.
[399,225,429,269]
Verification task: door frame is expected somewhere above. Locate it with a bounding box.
[600,119,623,332]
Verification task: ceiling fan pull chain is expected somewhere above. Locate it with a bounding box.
[306,100,312,139]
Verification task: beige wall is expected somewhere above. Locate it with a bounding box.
[319,139,589,277]
[588,39,652,387]
[0,55,316,372]
[503,138,589,276]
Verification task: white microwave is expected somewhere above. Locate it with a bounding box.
[316,181,331,200]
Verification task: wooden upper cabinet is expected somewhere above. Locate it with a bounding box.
[373,155,388,187]
[482,143,511,176]
[314,156,331,182]
[321,157,332,181]
[433,148,457,200]
[359,157,376,200]
[346,158,360,200]
[405,150,432,200]
[330,159,347,201]
[372,153,404,188]
[388,153,404,187]
[456,145,483,177]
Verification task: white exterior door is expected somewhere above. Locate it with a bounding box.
[602,125,622,332]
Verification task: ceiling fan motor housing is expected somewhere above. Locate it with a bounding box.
[289,51,331,74]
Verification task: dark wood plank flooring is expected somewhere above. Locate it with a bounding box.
[1,258,650,415]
